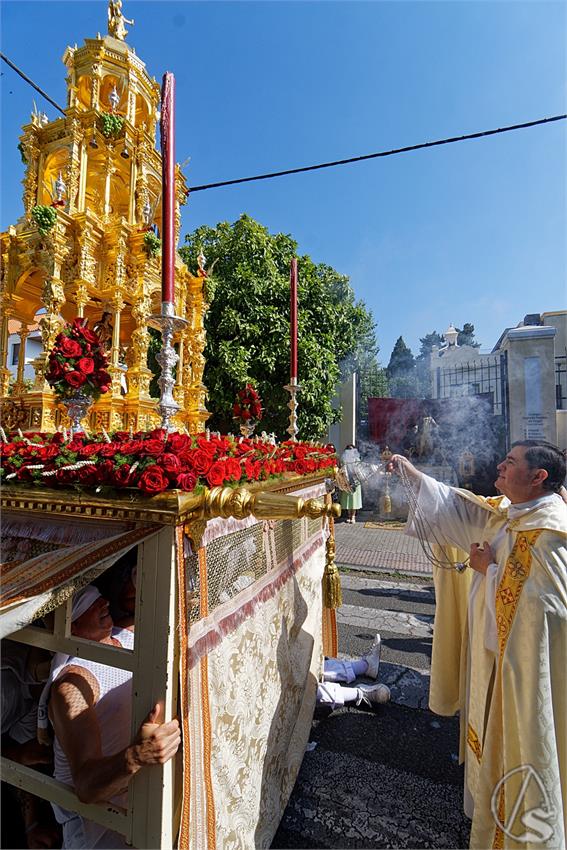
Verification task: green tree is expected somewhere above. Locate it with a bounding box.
[179,215,377,439]
[456,322,480,348]
[358,358,389,423]
[386,337,418,398]
[387,336,415,376]
[416,330,444,397]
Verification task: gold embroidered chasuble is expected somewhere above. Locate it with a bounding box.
[411,482,567,849]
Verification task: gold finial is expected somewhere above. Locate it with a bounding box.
[108,0,134,40]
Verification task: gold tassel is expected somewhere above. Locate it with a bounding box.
[323,516,342,609]
[382,493,392,514]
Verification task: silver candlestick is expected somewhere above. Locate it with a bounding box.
[283,378,301,441]
[148,301,188,432]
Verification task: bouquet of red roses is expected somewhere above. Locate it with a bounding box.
[232,383,263,423]
[45,318,111,400]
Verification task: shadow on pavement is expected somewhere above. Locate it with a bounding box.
[272,702,471,849]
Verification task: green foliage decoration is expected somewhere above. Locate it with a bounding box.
[143,231,161,258]
[100,113,125,139]
[179,214,378,440]
[31,204,57,236]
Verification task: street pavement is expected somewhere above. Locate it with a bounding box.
[271,516,471,850]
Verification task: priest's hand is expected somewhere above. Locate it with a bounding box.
[469,541,494,575]
[389,454,422,483]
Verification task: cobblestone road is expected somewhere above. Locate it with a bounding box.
[334,515,432,575]
[272,569,471,849]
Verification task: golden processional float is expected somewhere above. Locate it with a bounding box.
[0,4,342,849]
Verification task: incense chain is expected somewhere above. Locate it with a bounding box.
[398,465,469,572]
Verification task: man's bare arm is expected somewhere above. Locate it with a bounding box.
[49,666,181,805]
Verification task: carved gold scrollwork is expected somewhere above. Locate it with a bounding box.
[193,487,341,522]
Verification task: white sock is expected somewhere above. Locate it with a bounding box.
[316,682,360,708]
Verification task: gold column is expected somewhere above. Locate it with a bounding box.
[103,152,116,218]
[90,63,101,110]
[12,324,31,396]
[185,273,210,433]
[0,310,12,397]
[75,283,89,318]
[110,292,125,399]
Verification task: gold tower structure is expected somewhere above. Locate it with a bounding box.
[0,2,210,434]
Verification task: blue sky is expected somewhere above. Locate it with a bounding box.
[1,1,565,363]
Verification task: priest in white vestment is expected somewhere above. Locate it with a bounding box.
[391,441,567,850]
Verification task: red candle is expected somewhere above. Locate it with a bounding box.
[160,72,176,305]
[290,258,298,381]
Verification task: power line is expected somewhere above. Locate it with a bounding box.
[0,52,66,116]
[2,51,564,196]
[187,115,566,193]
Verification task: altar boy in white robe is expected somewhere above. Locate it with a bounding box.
[391,441,567,850]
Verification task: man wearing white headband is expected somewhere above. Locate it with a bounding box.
[43,585,180,849]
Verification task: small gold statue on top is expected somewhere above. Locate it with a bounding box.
[108,0,134,41]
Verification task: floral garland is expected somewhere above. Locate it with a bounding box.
[31,204,57,236]
[233,383,263,423]
[45,318,111,400]
[0,429,337,496]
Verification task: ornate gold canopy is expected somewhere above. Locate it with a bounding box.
[0,2,209,434]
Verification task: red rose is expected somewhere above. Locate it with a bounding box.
[233,404,241,417]
[38,444,59,460]
[78,357,95,375]
[178,449,196,470]
[241,409,251,421]
[138,465,169,495]
[196,436,217,455]
[98,444,117,458]
[244,459,261,481]
[92,369,111,387]
[113,464,132,487]
[113,431,130,442]
[293,460,307,475]
[304,458,316,473]
[76,465,99,486]
[46,360,64,381]
[66,370,87,388]
[148,428,167,441]
[96,460,115,482]
[141,439,165,457]
[120,440,144,456]
[78,443,101,458]
[176,471,197,491]
[55,468,73,484]
[166,432,190,453]
[206,460,227,487]
[51,433,65,445]
[224,458,242,481]
[74,319,100,344]
[191,449,213,475]
[59,337,83,358]
[160,452,181,478]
